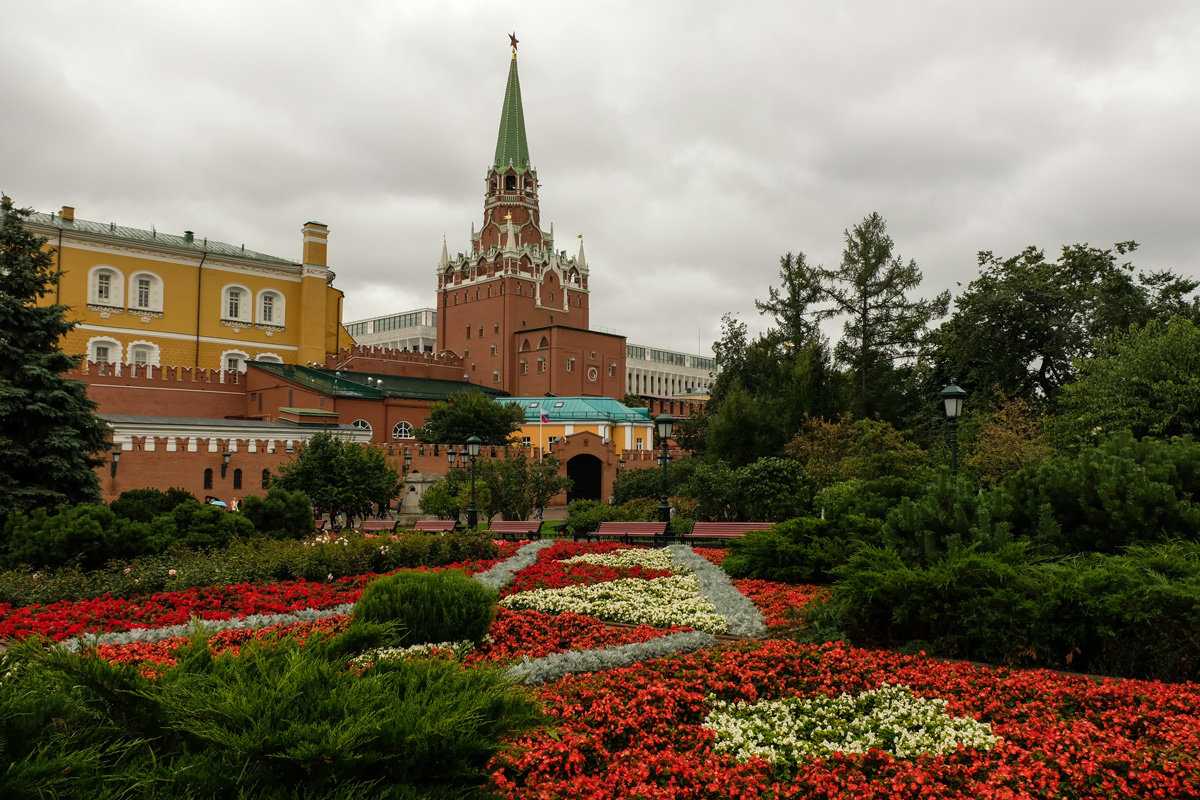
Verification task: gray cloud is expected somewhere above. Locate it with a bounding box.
[3,0,1198,354]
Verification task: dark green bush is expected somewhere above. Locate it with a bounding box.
[0,504,157,569]
[149,499,255,551]
[0,533,498,606]
[0,632,540,798]
[354,569,498,645]
[724,516,878,583]
[734,457,812,521]
[818,542,1200,681]
[1002,432,1200,554]
[109,487,195,522]
[881,472,1015,566]
[239,486,315,539]
[564,497,660,535]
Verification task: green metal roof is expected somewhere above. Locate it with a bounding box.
[251,362,507,402]
[26,212,298,267]
[493,53,531,172]
[499,396,653,423]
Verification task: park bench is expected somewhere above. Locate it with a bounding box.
[314,518,330,532]
[487,520,543,540]
[686,521,774,543]
[413,519,457,533]
[583,521,668,543]
[358,519,397,533]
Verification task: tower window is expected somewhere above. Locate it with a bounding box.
[232,468,243,490]
[520,360,528,374]
[504,174,517,191]
[203,468,213,490]
[466,326,471,339]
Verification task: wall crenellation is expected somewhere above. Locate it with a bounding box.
[72,360,245,385]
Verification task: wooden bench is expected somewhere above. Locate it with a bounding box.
[487,520,543,540]
[686,522,774,542]
[413,519,457,533]
[584,521,669,543]
[358,519,397,533]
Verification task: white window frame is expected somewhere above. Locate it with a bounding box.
[257,289,286,326]
[128,271,164,312]
[87,336,122,365]
[88,266,124,307]
[221,284,252,323]
[391,420,415,440]
[220,349,249,373]
[126,340,160,367]
[252,352,283,364]
[352,419,373,434]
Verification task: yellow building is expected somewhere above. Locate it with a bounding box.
[499,396,658,455]
[28,205,347,371]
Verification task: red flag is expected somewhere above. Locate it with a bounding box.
[539,413,550,424]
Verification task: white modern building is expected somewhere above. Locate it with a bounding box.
[345,308,437,353]
[624,343,714,398]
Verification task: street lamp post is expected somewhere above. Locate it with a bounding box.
[654,414,674,540]
[939,382,968,474]
[466,435,482,531]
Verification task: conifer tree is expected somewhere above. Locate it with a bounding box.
[0,195,108,519]
[819,212,949,419]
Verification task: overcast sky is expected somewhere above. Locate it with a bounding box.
[3,1,1198,354]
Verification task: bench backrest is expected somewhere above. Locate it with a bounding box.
[414,519,457,532]
[489,520,542,534]
[596,521,668,536]
[689,522,774,535]
[358,520,396,532]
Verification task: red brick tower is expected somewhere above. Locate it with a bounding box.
[436,38,625,398]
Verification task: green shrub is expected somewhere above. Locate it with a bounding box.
[1002,432,1200,554]
[239,486,315,539]
[724,516,876,583]
[0,504,157,569]
[612,457,699,505]
[0,632,540,798]
[881,472,1015,566]
[818,542,1200,681]
[354,570,497,645]
[734,457,812,521]
[0,533,498,607]
[109,487,195,522]
[148,499,255,551]
[564,497,660,535]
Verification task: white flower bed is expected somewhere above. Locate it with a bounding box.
[501,575,729,633]
[704,684,999,766]
[560,547,681,572]
[350,640,475,668]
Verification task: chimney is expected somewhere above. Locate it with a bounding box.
[60,205,75,223]
[183,230,194,244]
[302,221,328,267]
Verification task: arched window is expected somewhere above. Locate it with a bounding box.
[221,284,252,322]
[232,468,243,490]
[352,419,373,434]
[391,421,414,440]
[261,469,270,489]
[88,266,124,307]
[504,174,517,191]
[128,271,163,312]
[203,468,213,490]
[257,289,285,326]
[87,337,121,364]
[253,353,283,364]
[220,350,249,373]
[127,341,160,367]
[520,339,531,352]
[538,336,549,349]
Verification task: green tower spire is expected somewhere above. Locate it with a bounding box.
[493,49,531,173]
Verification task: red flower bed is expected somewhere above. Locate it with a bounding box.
[733,579,826,628]
[0,550,516,642]
[490,639,1200,798]
[467,608,685,664]
[499,541,673,597]
[691,547,728,566]
[95,616,351,669]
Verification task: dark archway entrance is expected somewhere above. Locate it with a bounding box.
[566,454,603,502]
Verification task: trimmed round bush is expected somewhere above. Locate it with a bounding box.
[354,569,497,645]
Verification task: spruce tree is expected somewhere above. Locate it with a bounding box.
[0,195,108,519]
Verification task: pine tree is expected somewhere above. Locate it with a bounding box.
[819,212,949,419]
[754,251,824,353]
[0,195,108,519]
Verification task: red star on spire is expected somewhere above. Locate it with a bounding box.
[508,32,519,52]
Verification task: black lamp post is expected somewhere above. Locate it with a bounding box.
[110,444,121,477]
[654,414,674,535]
[466,435,482,530]
[939,382,968,474]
